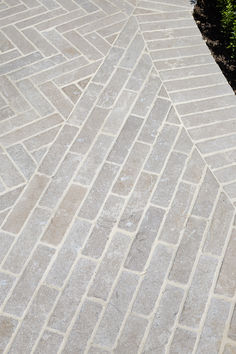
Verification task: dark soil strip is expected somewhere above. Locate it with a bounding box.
[193,2,236,94]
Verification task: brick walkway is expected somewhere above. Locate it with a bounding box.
[0,0,236,353]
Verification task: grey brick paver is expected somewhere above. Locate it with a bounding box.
[169,328,197,354]
[3,207,51,273]
[132,243,173,315]
[2,174,49,234]
[103,90,137,134]
[0,316,18,353]
[125,206,165,271]
[169,216,207,284]
[48,257,96,332]
[159,181,196,244]
[0,0,236,352]
[0,272,15,306]
[151,151,187,207]
[41,184,87,246]
[88,232,132,300]
[196,298,230,354]
[144,284,184,354]
[8,285,58,354]
[145,123,179,173]
[180,255,218,328]
[215,229,236,297]
[0,232,15,265]
[107,115,143,164]
[4,245,55,317]
[83,195,124,259]
[138,97,171,143]
[34,330,63,354]
[46,218,92,287]
[62,300,103,354]
[119,172,157,232]
[93,271,139,348]
[112,142,150,196]
[114,314,148,354]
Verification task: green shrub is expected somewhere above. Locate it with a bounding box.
[217,0,236,57]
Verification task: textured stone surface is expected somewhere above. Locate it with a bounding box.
[0,0,235,352]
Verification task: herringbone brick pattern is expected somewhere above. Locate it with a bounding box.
[0,0,236,353]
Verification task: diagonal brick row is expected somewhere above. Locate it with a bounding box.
[0,0,236,353]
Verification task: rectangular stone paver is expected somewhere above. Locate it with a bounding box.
[151,151,187,207]
[2,174,49,234]
[114,314,148,354]
[203,192,234,256]
[145,124,179,173]
[83,195,124,259]
[169,216,207,284]
[4,245,55,317]
[46,218,92,287]
[192,169,219,218]
[215,229,236,297]
[94,271,139,348]
[180,255,218,328]
[138,97,171,143]
[144,284,184,354]
[0,316,18,353]
[125,206,165,271]
[34,330,63,354]
[38,124,78,176]
[3,207,51,274]
[62,300,103,354]
[88,232,131,300]
[169,328,197,354]
[0,272,15,307]
[41,184,87,246]
[0,1,236,353]
[132,243,173,315]
[159,182,196,244]
[48,257,96,332]
[196,298,230,354]
[107,115,143,164]
[8,285,58,354]
[119,172,157,232]
[79,162,119,220]
[112,142,150,196]
[74,134,114,185]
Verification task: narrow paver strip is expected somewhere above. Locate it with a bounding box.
[0,0,236,353]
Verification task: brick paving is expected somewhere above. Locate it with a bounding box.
[0,0,236,353]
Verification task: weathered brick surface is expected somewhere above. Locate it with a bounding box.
[169,216,207,284]
[48,257,96,332]
[119,172,157,232]
[93,271,139,348]
[180,255,218,328]
[4,245,55,317]
[132,244,173,315]
[215,229,236,297]
[88,232,131,300]
[144,284,184,353]
[196,298,230,354]
[46,218,91,287]
[34,330,63,354]
[41,184,86,246]
[2,174,49,234]
[83,195,124,259]
[8,285,58,354]
[125,206,165,271]
[114,314,148,354]
[151,151,187,207]
[169,328,197,354]
[62,300,103,353]
[0,0,235,352]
